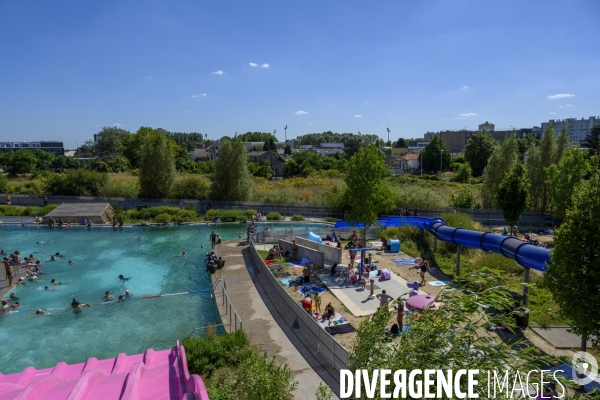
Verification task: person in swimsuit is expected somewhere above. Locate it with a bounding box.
[376,290,394,309]
[313,292,322,314]
[71,298,92,311]
[396,299,404,333]
[323,302,335,325]
[301,295,313,315]
[101,291,114,302]
[418,260,431,286]
[124,289,132,298]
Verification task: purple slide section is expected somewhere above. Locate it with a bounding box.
[0,342,209,400]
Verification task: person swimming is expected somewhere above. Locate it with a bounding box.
[35,309,52,316]
[181,252,187,257]
[124,289,132,298]
[50,279,62,285]
[118,274,130,281]
[71,298,92,311]
[9,293,19,300]
[101,291,114,302]
[50,256,56,261]
[118,295,124,302]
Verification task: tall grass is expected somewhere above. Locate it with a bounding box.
[0,204,59,216]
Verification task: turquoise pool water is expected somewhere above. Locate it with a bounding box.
[0,222,326,374]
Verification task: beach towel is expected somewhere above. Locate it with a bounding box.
[299,257,310,265]
[429,281,451,287]
[325,324,356,335]
[286,262,304,268]
[263,259,276,265]
[308,232,323,243]
[323,240,338,247]
[268,264,283,271]
[390,258,416,266]
[316,312,350,329]
[299,285,326,296]
[280,278,294,286]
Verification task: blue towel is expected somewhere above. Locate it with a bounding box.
[299,285,326,296]
[280,278,294,286]
[391,258,416,266]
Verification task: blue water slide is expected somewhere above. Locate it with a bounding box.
[333,216,551,272]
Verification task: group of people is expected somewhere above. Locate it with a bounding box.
[301,292,337,325]
[209,231,222,249]
[399,208,418,217]
[205,250,225,273]
[3,251,46,287]
[48,217,72,228]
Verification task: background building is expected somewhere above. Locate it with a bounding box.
[0,141,64,155]
[541,116,599,142]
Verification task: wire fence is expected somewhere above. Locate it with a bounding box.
[248,237,348,393]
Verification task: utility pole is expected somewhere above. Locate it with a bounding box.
[440,149,444,178]
[387,127,390,144]
[284,125,287,142]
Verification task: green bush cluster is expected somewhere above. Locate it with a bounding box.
[101,180,139,198]
[0,204,59,217]
[392,184,447,208]
[114,206,197,222]
[45,170,109,196]
[205,209,257,222]
[266,211,283,221]
[183,330,297,400]
[324,217,337,223]
[290,214,305,221]
[170,176,211,200]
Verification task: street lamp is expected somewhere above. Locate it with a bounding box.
[440,149,444,178]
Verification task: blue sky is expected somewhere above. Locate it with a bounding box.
[1,1,598,148]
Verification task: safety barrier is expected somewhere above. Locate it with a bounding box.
[248,239,348,391]
[187,277,242,337]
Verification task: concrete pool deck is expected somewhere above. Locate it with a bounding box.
[316,271,428,317]
[213,239,335,400]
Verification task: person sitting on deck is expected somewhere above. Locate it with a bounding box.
[322,302,335,325]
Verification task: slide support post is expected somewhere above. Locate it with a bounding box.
[433,236,437,253]
[456,245,461,276]
[523,267,530,307]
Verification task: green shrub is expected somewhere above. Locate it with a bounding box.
[324,217,337,223]
[170,176,211,200]
[451,163,472,183]
[113,205,197,222]
[0,204,59,217]
[101,180,139,198]
[440,212,479,231]
[392,184,447,208]
[479,252,522,275]
[0,174,9,193]
[44,170,108,196]
[290,214,305,221]
[183,330,250,377]
[449,187,478,209]
[205,209,256,222]
[266,211,283,221]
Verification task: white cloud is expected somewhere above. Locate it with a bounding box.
[191,93,207,98]
[462,86,468,89]
[547,93,574,100]
[354,114,362,118]
[566,103,573,107]
[249,62,258,67]
[458,113,477,117]
[549,112,557,115]
[113,123,123,127]
[261,63,270,68]
[455,117,466,120]
[293,110,308,115]
[213,70,224,75]
[146,76,153,80]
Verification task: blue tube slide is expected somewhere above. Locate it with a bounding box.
[333,216,551,272]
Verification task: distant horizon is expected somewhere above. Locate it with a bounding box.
[1,1,598,149]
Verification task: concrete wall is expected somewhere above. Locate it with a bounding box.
[278,239,325,268]
[293,237,342,264]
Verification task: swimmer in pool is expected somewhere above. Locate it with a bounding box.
[181,252,187,257]
[101,291,114,302]
[124,289,132,298]
[1,300,8,311]
[17,277,26,285]
[71,298,92,310]
[118,274,130,281]
[35,309,52,316]
[9,293,19,301]
[118,295,124,302]
[37,241,46,244]
[50,279,62,285]
[50,256,56,261]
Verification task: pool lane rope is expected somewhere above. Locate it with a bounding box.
[0,288,213,314]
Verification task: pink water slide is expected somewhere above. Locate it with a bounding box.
[0,342,209,400]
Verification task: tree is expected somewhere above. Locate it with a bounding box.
[34,149,55,171]
[94,126,130,156]
[497,164,530,233]
[452,162,472,183]
[546,148,590,220]
[349,270,576,399]
[237,132,279,142]
[583,122,600,156]
[526,124,570,214]
[545,164,600,353]
[7,149,37,175]
[139,131,176,198]
[343,145,395,241]
[393,138,409,148]
[464,132,498,177]
[77,139,96,156]
[516,135,539,161]
[211,138,253,201]
[418,136,451,173]
[283,145,292,155]
[52,156,80,171]
[481,134,519,209]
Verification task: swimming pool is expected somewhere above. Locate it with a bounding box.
[0,222,327,374]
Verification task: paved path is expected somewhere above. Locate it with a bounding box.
[213,240,336,400]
